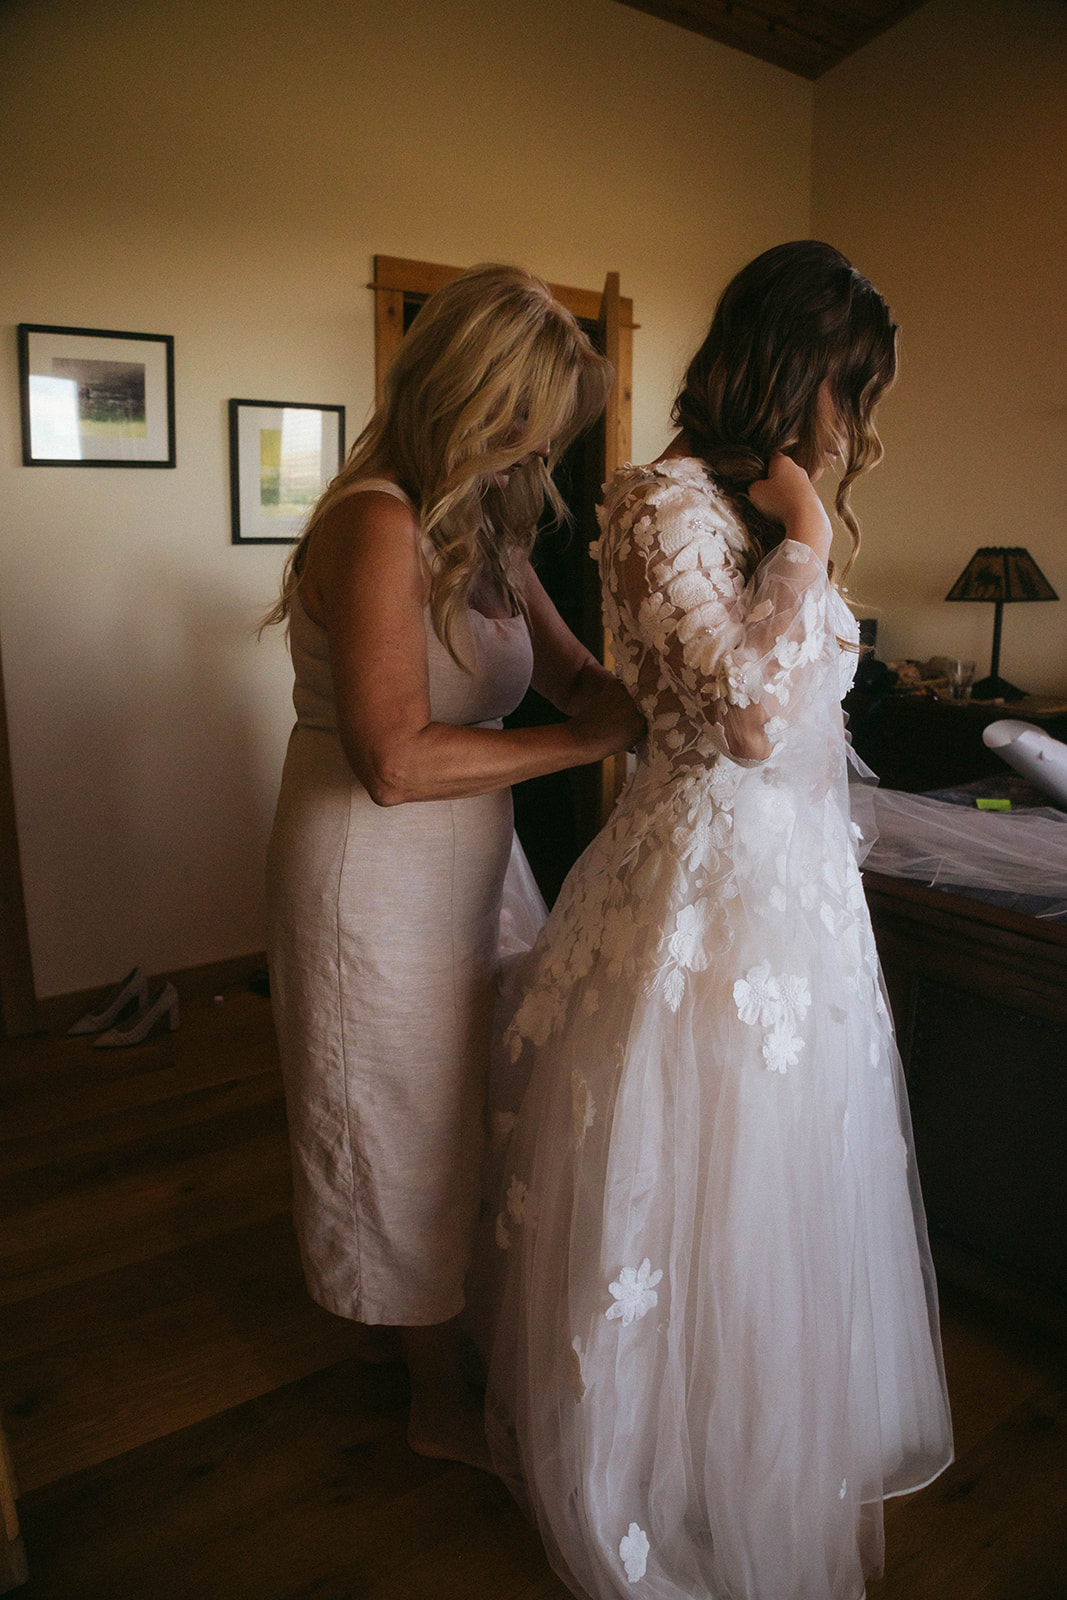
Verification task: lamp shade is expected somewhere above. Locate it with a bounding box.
[945,546,1058,604]
[944,546,1058,702]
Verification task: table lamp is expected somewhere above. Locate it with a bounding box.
[944,546,1058,701]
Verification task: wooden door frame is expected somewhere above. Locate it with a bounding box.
[370,256,634,418]
[0,630,38,1036]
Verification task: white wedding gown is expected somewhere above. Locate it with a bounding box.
[484,459,953,1600]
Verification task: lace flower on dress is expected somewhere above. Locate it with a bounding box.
[571,1070,596,1148]
[637,590,676,655]
[601,904,637,975]
[508,985,564,1059]
[496,1173,531,1249]
[668,899,714,970]
[733,962,812,1073]
[675,792,732,872]
[619,1523,650,1583]
[733,960,783,1028]
[657,886,731,1012]
[606,1258,663,1325]
[762,1025,804,1074]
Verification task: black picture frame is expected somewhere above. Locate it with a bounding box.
[228,398,345,544]
[18,323,176,467]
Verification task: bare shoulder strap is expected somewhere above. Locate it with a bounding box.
[335,477,415,509]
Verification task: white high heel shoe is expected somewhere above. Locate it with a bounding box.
[93,981,179,1048]
[67,966,149,1035]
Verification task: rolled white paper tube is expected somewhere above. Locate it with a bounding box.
[983,720,1067,809]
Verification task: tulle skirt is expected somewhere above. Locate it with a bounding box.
[482,786,953,1600]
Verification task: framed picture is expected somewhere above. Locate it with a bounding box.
[18,323,175,467]
[228,399,345,544]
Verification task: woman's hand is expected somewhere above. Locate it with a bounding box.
[746,453,832,560]
[303,494,642,805]
[570,676,645,758]
[516,561,644,756]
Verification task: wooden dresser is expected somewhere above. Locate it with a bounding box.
[864,866,1067,1323]
[846,691,1067,793]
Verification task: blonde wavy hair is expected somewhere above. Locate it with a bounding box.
[673,240,898,587]
[264,264,613,664]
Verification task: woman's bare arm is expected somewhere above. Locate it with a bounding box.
[519,559,618,715]
[302,493,641,806]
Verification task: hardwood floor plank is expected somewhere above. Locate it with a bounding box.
[0,1070,281,1179]
[935,1279,1067,1462]
[0,1009,278,1142]
[971,1538,1067,1600]
[14,1362,550,1600]
[0,1214,300,1364]
[879,1383,1067,1598]
[0,1096,287,1221]
[0,1133,291,1306]
[4,966,1065,1599]
[1,1217,371,1492]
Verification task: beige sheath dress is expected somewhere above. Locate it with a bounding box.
[266,480,534,1325]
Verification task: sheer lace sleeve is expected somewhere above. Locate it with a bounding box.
[601,464,841,767]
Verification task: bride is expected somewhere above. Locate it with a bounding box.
[484,241,953,1600]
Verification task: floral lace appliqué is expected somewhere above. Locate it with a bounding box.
[606,1258,663,1325]
[571,1070,596,1148]
[733,961,812,1073]
[496,1173,529,1250]
[504,460,849,1061]
[620,1523,650,1583]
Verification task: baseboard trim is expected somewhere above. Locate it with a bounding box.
[36,952,268,1035]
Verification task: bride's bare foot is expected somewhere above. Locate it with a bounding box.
[407,1394,494,1473]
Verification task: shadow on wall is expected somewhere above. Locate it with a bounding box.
[27,563,286,997]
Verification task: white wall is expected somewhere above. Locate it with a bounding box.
[0,0,811,995]
[813,0,1067,690]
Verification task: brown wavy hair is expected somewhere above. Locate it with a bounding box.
[264,264,613,664]
[673,240,898,583]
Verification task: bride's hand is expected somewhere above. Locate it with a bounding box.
[746,453,832,557]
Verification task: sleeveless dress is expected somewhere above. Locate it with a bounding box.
[484,460,953,1600]
[266,480,534,1326]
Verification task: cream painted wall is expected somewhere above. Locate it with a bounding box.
[0,0,811,995]
[813,0,1067,691]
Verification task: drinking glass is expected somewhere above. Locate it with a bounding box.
[947,659,975,700]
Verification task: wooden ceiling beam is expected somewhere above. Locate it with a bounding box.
[610,0,931,79]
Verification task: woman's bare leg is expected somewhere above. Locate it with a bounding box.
[400,1318,493,1472]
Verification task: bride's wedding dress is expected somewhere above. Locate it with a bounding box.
[485,459,953,1600]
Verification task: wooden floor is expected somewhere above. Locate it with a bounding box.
[1,968,1065,1599]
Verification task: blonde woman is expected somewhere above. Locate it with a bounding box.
[265,265,642,1470]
